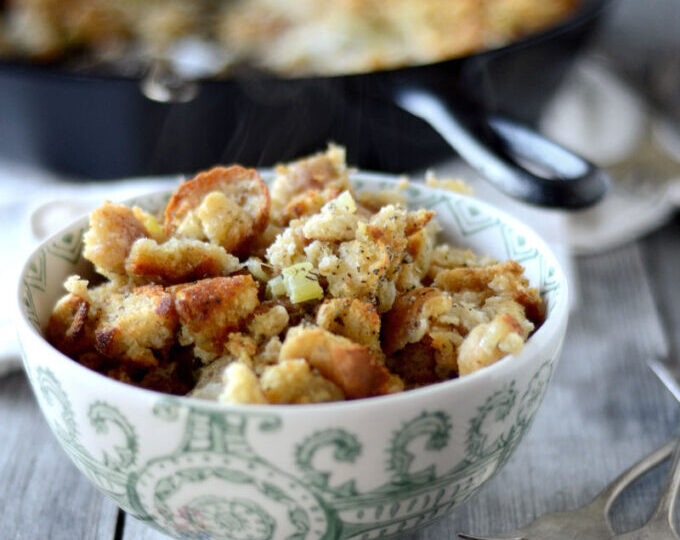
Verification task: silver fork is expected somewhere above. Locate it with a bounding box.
[609,358,680,539]
[610,437,680,539]
[457,437,676,540]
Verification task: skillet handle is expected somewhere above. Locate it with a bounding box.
[394,87,609,209]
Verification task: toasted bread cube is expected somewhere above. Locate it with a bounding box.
[280,325,391,399]
[318,238,390,303]
[47,293,93,357]
[83,202,149,278]
[197,191,255,253]
[173,275,259,357]
[404,208,436,236]
[218,362,268,404]
[47,276,100,358]
[264,218,308,271]
[270,144,350,224]
[260,359,344,404]
[63,275,91,301]
[382,288,452,355]
[94,285,178,368]
[223,332,258,365]
[164,165,270,254]
[426,245,495,280]
[125,237,240,285]
[434,260,524,293]
[396,221,438,291]
[280,188,340,224]
[434,260,544,326]
[316,298,381,352]
[457,312,525,376]
[247,304,290,343]
[302,191,359,242]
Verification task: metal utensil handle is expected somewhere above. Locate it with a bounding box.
[394,87,610,209]
[647,437,680,533]
[596,437,678,516]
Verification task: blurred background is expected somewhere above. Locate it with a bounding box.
[0,0,676,183]
[0,0,604,178]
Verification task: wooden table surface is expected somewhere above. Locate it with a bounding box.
[2,214,679,539]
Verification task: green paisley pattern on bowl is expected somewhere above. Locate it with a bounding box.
[18,176,566,539]
[30,360,552,540]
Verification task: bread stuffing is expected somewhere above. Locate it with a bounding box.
[47,145,544,404]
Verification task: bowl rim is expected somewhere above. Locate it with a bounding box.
[15,171,569,414]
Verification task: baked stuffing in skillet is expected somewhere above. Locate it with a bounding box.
[0,0,578,75]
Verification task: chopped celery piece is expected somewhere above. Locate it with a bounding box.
[133,207,166,242]
[281,262,324,303]
[144,215,164,238]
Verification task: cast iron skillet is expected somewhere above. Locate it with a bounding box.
[0,0,611,208]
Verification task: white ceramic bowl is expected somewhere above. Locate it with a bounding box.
[16,173,568,540]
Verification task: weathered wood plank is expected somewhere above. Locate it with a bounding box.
[0,371,119,540]
[641,215,680,358]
